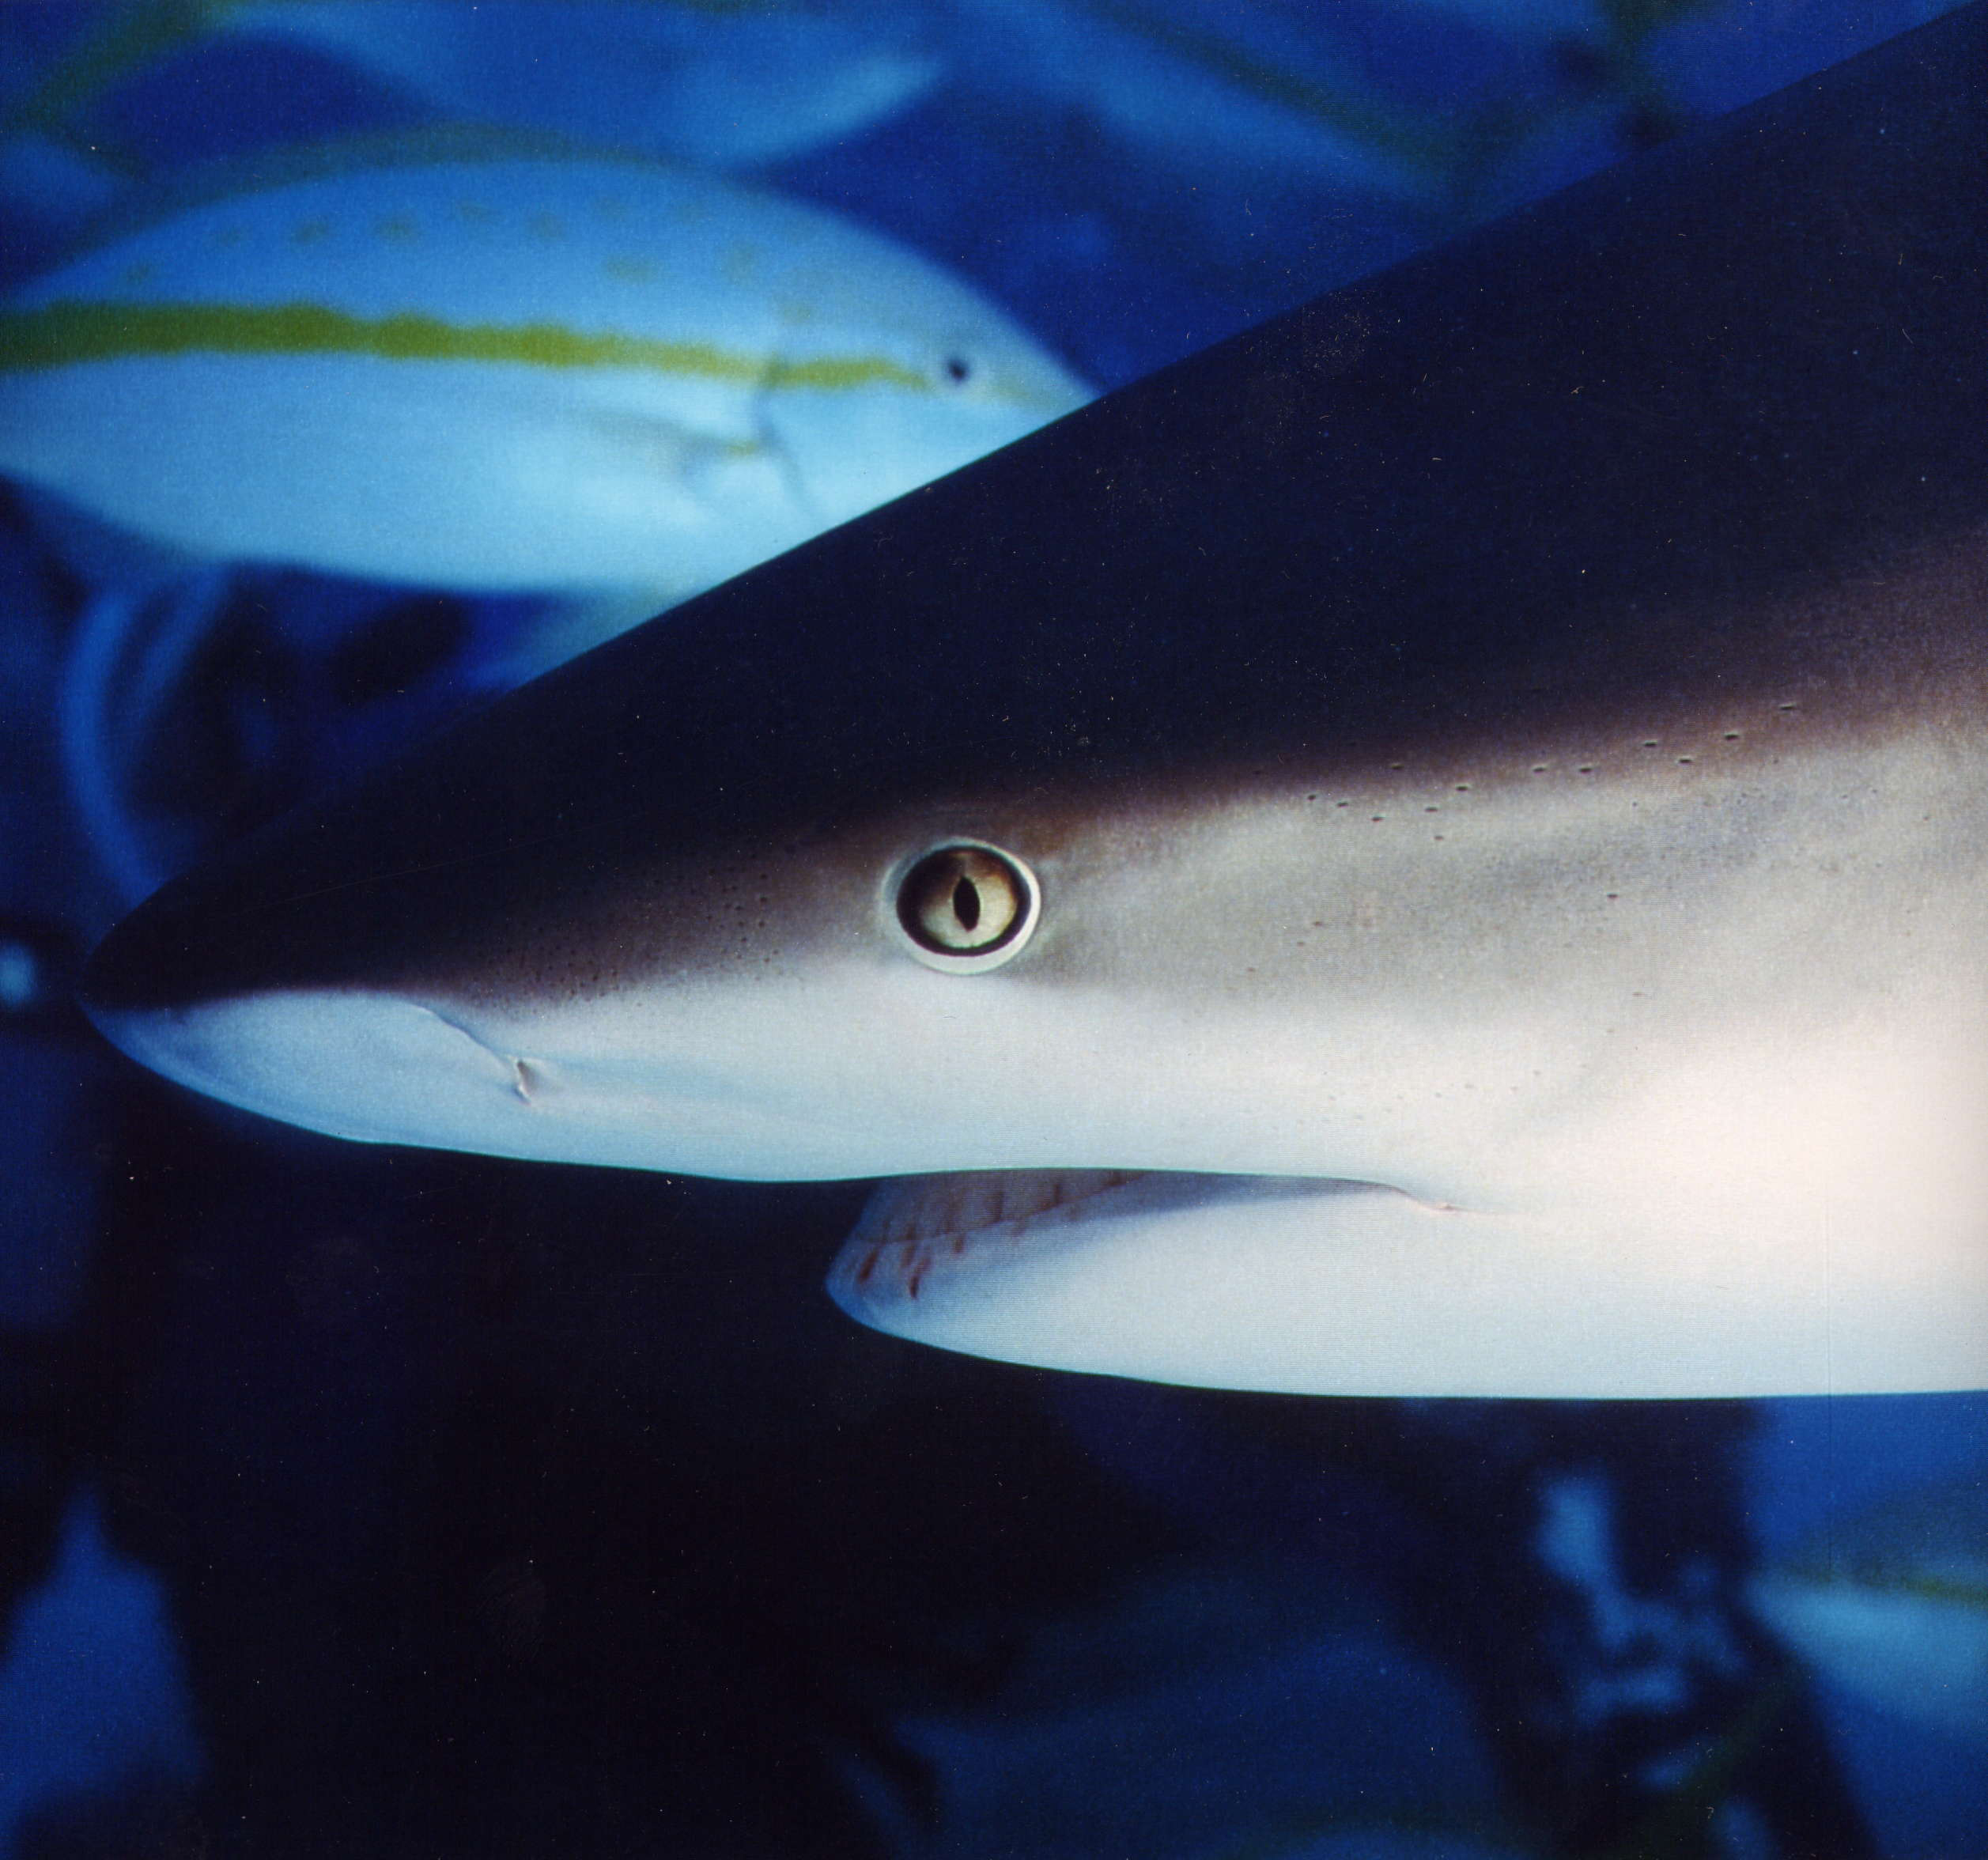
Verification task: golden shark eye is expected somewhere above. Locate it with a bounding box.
[894,844,1038,970]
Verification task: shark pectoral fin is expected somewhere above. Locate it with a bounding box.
[827,1172,1988,1399]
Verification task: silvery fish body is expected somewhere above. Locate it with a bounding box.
[0,140,1087,599]
[952,0,1442,206]
[223,1,945,170]
[1752,1472,1988,1744]
[80,9,1988,1400]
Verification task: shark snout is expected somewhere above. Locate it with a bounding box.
[83,985,525,1148]
[76,783,550,1148]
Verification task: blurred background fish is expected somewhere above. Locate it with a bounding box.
[946,0,1454,217]
[2,4,1987,1858]
[1752,1469,1988,1746]
[2,0,943,182]
[222,0,949,171]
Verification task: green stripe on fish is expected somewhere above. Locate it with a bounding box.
[0,297,935,393]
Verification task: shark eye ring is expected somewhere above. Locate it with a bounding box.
[893,843,1040,971]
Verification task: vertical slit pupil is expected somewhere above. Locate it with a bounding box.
[952,875,981,932]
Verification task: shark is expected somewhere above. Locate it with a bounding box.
[77,6,1988,1400]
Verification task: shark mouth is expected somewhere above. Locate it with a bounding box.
[834,1168,1145,1302]
[826,1166,1338,1311]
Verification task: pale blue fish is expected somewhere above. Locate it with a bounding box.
[77,12,1988,1399]
[1751,1472,1988,1745]
[0,137,1089,603]
[0,6,144,265]
[0,2,941,176]
[0,133,127,251]
[221,1,947,170]
[0,2,211,223]
[950,0,1449,209]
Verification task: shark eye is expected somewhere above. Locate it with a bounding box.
[894,844,1038,970]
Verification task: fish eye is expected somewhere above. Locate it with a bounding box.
[894,843,1039,971]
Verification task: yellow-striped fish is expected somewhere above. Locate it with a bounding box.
[0,138,1089,603]
[2,2,943,176]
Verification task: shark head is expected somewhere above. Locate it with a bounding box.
[82,8,1988,1399]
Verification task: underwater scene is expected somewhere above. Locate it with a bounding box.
[2,1,1986,1855]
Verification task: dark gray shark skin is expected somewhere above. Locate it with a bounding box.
[83,6,1988,1399]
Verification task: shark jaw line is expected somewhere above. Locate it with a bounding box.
[827,1155,1988,1399]
[833,1170,1316,1299]
[833,1168,1452,1292]
[826,1169,1487,1393]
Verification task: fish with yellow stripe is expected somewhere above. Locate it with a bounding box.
[4,2,943,178]
[0,136,1090,607]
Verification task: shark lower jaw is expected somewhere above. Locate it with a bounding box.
[826,1162,1988,1401]
[831,1168,1381,1295]
[825,1167,1470,1393]
[81,998,1988,1400]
